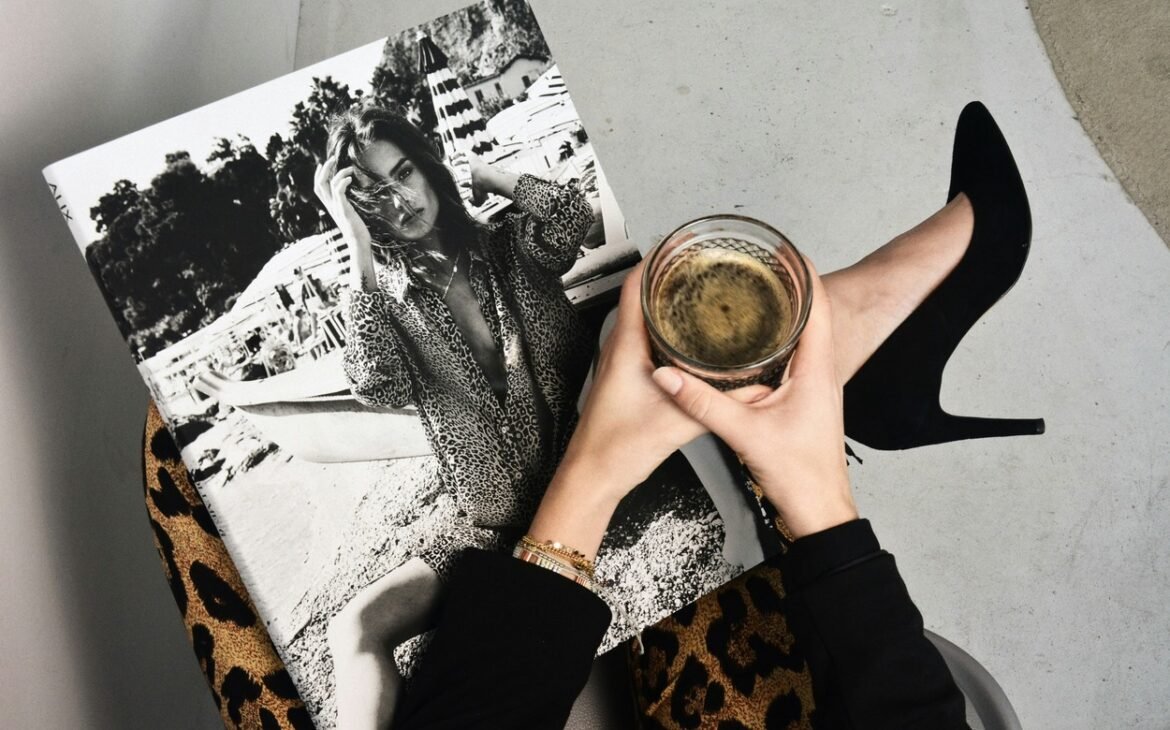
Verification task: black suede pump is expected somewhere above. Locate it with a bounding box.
[842,101,1046,450]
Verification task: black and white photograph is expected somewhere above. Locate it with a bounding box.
[42,1,771,726]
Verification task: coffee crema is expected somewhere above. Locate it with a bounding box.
[651,244,793,368]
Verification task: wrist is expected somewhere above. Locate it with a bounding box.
[481,167,519,199]
[527,454,625,561]
[779,493,858,540]
[351,270,375,293]
[350,251,377,292]
[546,452,627,513]
[758,467,857,540]
[555,444,638,504]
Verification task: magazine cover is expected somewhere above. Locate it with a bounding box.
[44,1,760,725]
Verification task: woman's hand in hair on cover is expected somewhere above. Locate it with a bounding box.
[449,151,518,204]
[649,259,858,539]
[314,154,378,292]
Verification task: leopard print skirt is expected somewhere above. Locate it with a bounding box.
[627,562,817,729]
[144,400,816,729]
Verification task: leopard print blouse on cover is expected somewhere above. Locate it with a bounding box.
[342,173,594,578]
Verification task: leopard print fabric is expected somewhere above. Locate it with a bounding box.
[341,173,594,578]
[628,559,818,729]
[144,401,313,729]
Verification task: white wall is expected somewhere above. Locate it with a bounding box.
[0,2,298,727]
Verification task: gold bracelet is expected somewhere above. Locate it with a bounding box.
[743,471,795,542]
[512,545,598,593]
[518,535,596,578]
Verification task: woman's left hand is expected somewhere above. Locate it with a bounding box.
[527,260,768,556]
[559,261,770,502]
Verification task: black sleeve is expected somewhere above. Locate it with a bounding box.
[392,549,612,730]
[777,519,969,729]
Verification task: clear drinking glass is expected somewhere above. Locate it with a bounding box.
[641,214,812,390]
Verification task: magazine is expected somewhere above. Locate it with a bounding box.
[43,1,767,725]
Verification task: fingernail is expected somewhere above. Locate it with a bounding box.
[651,367,683,395]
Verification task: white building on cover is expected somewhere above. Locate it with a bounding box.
[465,54,550,107]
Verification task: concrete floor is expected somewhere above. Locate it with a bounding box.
[3,1,1166,728]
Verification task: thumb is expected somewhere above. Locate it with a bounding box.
[651,367,745,437]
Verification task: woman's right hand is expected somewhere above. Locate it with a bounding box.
[525,262,770,558]
[649,260,859,539]
[313,155,378,290]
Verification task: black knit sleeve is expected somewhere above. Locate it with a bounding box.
[775,520,970,729]
[393,549,612,730]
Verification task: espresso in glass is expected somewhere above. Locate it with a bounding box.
[642,215,811,390]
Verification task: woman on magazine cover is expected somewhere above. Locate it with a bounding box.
[314,100,598,728]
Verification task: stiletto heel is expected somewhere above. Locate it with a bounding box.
[843,101,1046,450]
[920,413,1045,447]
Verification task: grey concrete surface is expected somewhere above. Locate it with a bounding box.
[4,0,1168,728]
[1,2,298,728]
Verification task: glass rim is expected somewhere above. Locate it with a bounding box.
[640,213,814,375]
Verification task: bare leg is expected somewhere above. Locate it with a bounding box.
[328,558,442,730]
[823,193,974,384]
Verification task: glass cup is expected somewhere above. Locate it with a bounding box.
[640,214,812,390]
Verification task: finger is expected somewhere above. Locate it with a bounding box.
[650,367,747,438]
[785,256,836,382]
[726,384,773,404]
[614,259,647,334]
[317,155,338,185]
[313,162,329,194]
[330,166,355,188]
[330,171,356,204]
[333,172,353,191]
[318,153,336,176]
[601,260,651,358]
